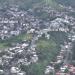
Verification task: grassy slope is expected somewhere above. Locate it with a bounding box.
[36,38,58,61]
[0,33,32,49]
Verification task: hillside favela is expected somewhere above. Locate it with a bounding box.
[0,0,75,75]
